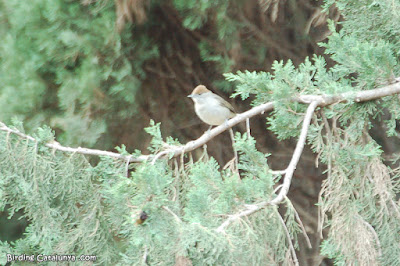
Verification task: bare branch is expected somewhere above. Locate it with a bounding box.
[214,80,400,232]
[146,80,400,163]
[297,80,400,106]
[0,122,147,163]
[270,170,286,175]
[246,118,251,138]
[216,203,263,233]
[216,101,319,233]
[142,246,148,264]
[125,155,132,177]
[270,101,319,205]
[150,102,275,162]
[1,80,400,164]
[162,206,182,223]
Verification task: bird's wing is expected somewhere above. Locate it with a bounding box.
[215,94,236,114]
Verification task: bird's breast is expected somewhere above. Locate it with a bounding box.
[194,102,234,126]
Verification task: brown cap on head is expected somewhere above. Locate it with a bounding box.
[191,85,210,95]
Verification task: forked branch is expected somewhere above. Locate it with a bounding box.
[215,78,400,232]
[216,101,319,233]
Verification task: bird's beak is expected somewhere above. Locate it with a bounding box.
[187,94,193,98]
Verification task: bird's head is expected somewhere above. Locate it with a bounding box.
[187,85,211,100]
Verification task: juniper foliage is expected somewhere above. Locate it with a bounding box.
[1,122,300,265]
[0,0,154,147]
[225,1,400,264]
[1,0,400,265]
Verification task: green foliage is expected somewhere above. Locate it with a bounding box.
[144,120,182,155]
[223,0,400,264]
[234,133,275,197]
[226,56,350,139]
[0,241,12,265]
[0,0,258,151]
[198,41,235,73]
[0,126,125,264]
[184,142,274,225]
[173,0,231,32]
[173,0,242,74]
[2,0,400,265]
[0,0,157,147]
[321,22,397,89]
[323,0,400,56]
[0,123,300,265]
[225,70,273,102]
[226,28,398,140]
[144,120,164,152]
[320,239,347,266]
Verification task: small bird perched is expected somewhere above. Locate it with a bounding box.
[188,85,236,126]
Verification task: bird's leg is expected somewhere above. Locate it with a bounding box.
[203,125,213,137]
[229,127,239,175]
[224,119,230,127]
[199,144,208,161]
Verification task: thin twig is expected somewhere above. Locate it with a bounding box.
[289,199,312,249]
[151,149,169,164]
[162,206,182,223]
[246,118,251,139]
[357,216,382,257]
[172,159,179,202]
[273,184,283,194]
[216,202,267,233]
[390,199,400,220]
[275,209,299,266]
[125,155,132,177]
[143,246,148,264]
[229,128,239,173]
[270,170,287,175]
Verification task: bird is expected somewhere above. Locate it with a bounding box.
[135,211,148,225]
[187,85,236,126]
